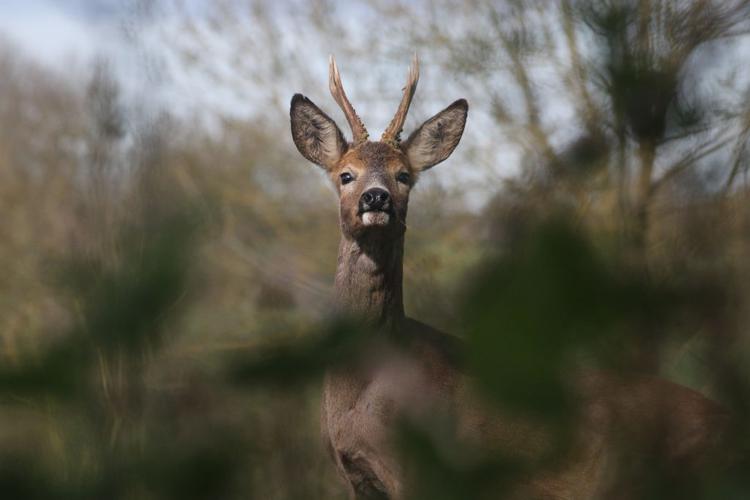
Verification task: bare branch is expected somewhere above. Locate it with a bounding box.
[723,118,750,193]
[651,133,735,194]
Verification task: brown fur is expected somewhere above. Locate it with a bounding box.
[289,60,729,500]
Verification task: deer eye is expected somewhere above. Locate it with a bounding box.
[396,172,411,184]
[340,172,354,185]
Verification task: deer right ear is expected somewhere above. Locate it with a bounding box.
[403,99,468,171]
[290,94,347,170]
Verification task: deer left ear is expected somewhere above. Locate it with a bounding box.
[290,94,347,170]
[402,99,468,171]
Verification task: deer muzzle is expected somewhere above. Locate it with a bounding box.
[359,188,391,226]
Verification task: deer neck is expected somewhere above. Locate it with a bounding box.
[334,232,405,331]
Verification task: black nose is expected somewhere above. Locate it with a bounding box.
[360,188,390,211]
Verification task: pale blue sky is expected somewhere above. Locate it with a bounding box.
[0,1,101,65]
[0,1,382,117]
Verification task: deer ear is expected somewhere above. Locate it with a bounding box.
[403,99,468,171]
[290,94,347,170]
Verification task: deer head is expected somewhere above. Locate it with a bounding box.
[290,55,468,242]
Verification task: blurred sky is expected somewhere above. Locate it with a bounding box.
[0,1,471,123]
[0,1,385,122]
[0,0,110,66]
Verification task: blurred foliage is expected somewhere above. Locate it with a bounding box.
[0,0,750,498]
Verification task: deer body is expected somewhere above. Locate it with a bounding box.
[325,218,464,498]
[290,57,728,499]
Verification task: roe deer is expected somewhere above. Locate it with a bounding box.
[289,56,729,499]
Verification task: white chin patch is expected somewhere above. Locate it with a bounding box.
[362,211,390,226]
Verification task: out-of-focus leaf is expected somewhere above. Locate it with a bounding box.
[229,319,371,386]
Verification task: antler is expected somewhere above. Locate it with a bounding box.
[329,55,369,145]
[381,54,419,147]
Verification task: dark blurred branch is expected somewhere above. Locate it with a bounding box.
[723,111,750,193]
[561,0,600,131]
[652,134,735,195]
[488,4,558,166]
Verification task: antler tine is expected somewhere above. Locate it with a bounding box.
[381,53,419,147]
[329,55,369,145]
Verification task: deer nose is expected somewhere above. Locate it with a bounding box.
[360,188,390,211]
